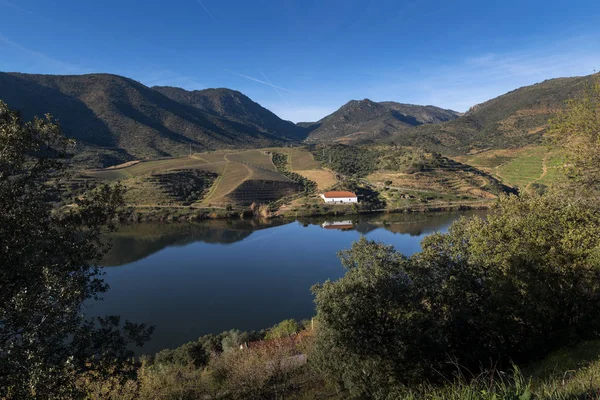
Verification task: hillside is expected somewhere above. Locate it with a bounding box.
[0,73,298,167]
[304,99,459,143]
[387,73,599,154]
[77,147,333,208]
[152,86,307,141]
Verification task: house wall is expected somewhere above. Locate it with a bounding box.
[320,195,358,204]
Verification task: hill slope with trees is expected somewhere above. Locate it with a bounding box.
[304,99,459,143]
[153,86,307,141]
[0,73,301,167]
[387,73,599,154]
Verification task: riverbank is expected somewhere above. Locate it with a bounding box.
[117,199,494,223]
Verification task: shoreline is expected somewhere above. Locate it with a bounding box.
[118,200,494,223]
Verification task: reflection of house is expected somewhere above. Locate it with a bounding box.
[320,191,358,204]
[322,221,354,230]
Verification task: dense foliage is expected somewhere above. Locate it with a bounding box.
[547,75,600,192]
[0,101,152,399]
[311,193,600,398]
[313,144,379,177]
[150,169,217,205]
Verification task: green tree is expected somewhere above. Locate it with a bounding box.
[547,75,600,191]
[0,101,152,399]
[264,319,300,340]
[312,193,600,398]
[221,329,248,352]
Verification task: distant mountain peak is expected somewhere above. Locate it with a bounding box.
[153,86,306,141]
[306,99,459,143]
[0,72,306,167]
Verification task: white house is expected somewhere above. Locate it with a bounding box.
[320,191,358,204]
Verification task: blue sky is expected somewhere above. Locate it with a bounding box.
[1,0,599,122]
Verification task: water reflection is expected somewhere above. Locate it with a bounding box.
[104,211,481,266]
[94,210,486,354]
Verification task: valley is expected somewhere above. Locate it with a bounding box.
[0,69,590,229]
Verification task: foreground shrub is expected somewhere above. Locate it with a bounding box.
[312,193,600,398]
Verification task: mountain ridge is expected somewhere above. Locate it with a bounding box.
[0,72,300,167]
[152,86,308,141]
[385,73,599,154]
[304,99,460,143]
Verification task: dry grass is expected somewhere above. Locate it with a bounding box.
[294,169,337,190]
[202,161,251,205]
[83,157,211,181]
[80,147,336,207]
[226,150,276,171]
[288,149,320,170]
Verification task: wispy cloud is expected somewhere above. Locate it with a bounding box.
[260,70,290,106]
[226,69,293,93]
[0,33,86,74]
[366,36,600,112]
[194,0,216,21]
[0,0,53,23]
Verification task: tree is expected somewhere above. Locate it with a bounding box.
[0,101,152,399]
[311,237,425,398]
[264,319,300,340]
[312,193,600,398]
[221,329,248,352]
[547,75,600,192]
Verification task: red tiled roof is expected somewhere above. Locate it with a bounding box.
[322,191,357,198]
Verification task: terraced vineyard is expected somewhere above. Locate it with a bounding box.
[456,146,563,190]
[79,147,330,207]
[368,155,512,203]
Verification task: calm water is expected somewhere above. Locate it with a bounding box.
[87,211,485,354]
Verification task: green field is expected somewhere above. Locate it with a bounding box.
[457,146,564,190]
[496,147,546,189]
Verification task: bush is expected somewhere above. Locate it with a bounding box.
[265,319,300,340]
[311,193,600,397]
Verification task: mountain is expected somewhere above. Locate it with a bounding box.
[0,73,300,167]
[386,73,599,154]
[304,99,459,143]
[152,86,307,141]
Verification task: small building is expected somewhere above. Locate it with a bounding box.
[320,191,358,204]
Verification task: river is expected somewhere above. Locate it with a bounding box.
[87,210,486,354]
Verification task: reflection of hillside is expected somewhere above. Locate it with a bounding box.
[102,219,290,266]
[104,211,487,267]
[301,210,487,237]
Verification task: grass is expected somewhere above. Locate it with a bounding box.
[537,153,566,186]
[78,144,565,210]
[84,157,210,181]
[225,149,277,171]
[201,161,251,205]
[79,148,321,207]
[457,146,566,190]
[496,147,546,189]
[287,148,321,170]
[293,169,337,190]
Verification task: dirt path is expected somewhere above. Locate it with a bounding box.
[201,155,253,204]
[526,153,549,190]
